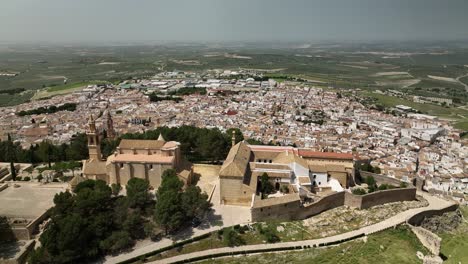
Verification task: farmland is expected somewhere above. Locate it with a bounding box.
[1,42,468,108]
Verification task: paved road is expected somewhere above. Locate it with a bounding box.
[149,192,455,264]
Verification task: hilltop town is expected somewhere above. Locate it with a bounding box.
[0,70,466,197]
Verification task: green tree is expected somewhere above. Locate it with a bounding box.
[154,189,185,235]
[260,173,274,198]
[225,128,244,145]
[111,183,122,196]
[126,178,152,209]
[223,228,245,247]
[0,216,16,242]
[99,231,134,254]
[37,140,55,168]
[181,186,211,220]
[366,176,377,193]
[155,169,185,234]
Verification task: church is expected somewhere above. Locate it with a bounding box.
[81,113,192,189]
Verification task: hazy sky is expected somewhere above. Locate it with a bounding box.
[1,0,468,44]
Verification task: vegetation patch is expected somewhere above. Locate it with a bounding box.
[199,226,428,264]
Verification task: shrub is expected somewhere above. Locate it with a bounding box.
[378,184,389,190]
[23,176,31,181]
[352,188,367,195]
[259,225,280,243]
[223,228,244,247]
[400,182,408,188]
[280,185,289,194]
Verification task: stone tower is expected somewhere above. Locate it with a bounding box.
[106,111,116,139]
[87,115,102,161]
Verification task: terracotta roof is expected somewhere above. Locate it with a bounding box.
[273,151,308,169]
[19,126,50,137]
[219,141,252,177]
[326,164,347,172]
[298,150,353,160]
[162,141,179,149]
[252,151,281,161]
[107,153,174,164]
[298,176,312,185]
[308,164,328,173]
[119,139,166,150]
[83,159,107,175]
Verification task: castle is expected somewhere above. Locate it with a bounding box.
[81,114,192,188]
[219,140,355,206]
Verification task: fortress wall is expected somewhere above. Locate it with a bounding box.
[360,171,402,186]
[345,187,417,209]
[407,204,459,226]
[297,191,346,220]
[251,194,302,222]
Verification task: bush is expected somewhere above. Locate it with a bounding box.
[23,176,31,181]
[378,184,389,190]
[259,225,280,243]
[280,185,289,194]
[223,228,244,247]
[36,174,43,182]
[400,182,408,188]
[352,188,367,195]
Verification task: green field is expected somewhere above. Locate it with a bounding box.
[199,226,428,264]
[1,43,468,107]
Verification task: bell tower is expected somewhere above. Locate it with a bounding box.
[87,115,102,161]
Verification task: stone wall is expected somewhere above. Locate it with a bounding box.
[297,191,346,219]
[344,188,417,209]
[251,194,302,222]
[220,176,254,206]
[359,171,402,186]
[407,204,459,226]
[411,226,441,255]
[250,187,417,222]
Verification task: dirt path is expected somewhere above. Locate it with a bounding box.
[455,73,468,92]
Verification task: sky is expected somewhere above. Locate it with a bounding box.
[1,0,468,44]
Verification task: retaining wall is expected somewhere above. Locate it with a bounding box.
[297,192,345,220]
[407,204,459,226]
[344,188,417,209]
[251,187,417,222]
[360,171,402,186]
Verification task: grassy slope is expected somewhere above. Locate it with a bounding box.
[438,206,468,264]
[200,226,427,264]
